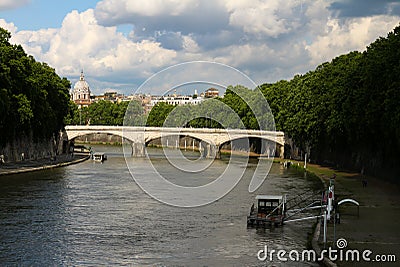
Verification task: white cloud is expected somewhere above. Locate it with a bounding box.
[4,9,177,86]
[0,19,18,34]
[182,35,200,53]
[0,0,30,11]
[226,0,301,37]
[305,15,400,65]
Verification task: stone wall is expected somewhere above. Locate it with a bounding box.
[74,133,123,144]
[0,131,64,163]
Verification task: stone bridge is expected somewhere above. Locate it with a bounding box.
[65,125,285,158]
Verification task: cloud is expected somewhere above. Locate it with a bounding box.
[4,9,177,88]
[96,0,197,18]
[225,0,302,37]
[0,19,18,34]
[0,0,30,11]
[329,0,400,18]
[305,15,400,65]
[95,0,305,40]
[95,0,229,35]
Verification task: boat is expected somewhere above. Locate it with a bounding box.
[247,195,287,227]
[92,152,107,162]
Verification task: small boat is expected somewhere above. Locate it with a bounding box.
[247,195,287,227]
[92,152,107,162]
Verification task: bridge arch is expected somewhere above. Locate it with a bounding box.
[145,133,218,158]
[145,133,214,147]
[218,135,283,157]
[66,130,135,143]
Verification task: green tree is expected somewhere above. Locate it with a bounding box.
[0,27,70,146]
[146,102,175,127]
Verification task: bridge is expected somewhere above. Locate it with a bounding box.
[65,125,285,158]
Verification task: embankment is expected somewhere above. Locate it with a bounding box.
[287,160,400,267]
[0,153,90,176]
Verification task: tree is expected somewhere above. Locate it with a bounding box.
[0,27,71,147]
[146,102,175,127]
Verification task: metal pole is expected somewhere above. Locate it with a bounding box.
[334,208,336,248]
[304,153,307,169]
[323,210,327,247]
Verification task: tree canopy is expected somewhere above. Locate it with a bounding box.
[261,25,400,178]
[0,27,71,147]
[65,100,143,126]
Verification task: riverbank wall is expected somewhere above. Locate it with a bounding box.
[0,131,67,163]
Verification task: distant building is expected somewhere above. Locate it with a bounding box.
[205,88,219,98]
[71,71,92,108]
[70,76,214,114]
[149,93,204,110]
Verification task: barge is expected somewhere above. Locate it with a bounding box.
[247,195,287,227]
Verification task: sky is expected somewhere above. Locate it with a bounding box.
[0,0,399,95]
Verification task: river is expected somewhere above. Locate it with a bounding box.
[0,145,321,266]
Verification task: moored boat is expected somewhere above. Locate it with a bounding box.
[247,195,286,227]
[92,152,107,162]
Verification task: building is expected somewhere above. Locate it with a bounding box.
[149,93,204,109]
[71,71,92,108]
[205,88,219,98]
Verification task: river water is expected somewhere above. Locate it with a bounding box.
[0,145,321,266]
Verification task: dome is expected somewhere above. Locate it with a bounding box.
[73,71,90,94]
[71,71,92,106]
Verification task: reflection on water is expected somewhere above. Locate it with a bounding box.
[0,145,320,266]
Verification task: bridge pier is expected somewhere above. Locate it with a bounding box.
[216,146,221,159]
[200,142,219,159]
[131,142,145,157]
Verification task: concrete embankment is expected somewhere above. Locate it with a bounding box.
[0,153,90,176]
[287,160,400,267]
[287,162,336,266]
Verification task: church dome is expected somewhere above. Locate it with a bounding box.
[73,71,90,94]
[71,71,92,107]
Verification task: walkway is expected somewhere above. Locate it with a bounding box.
[0,153,90,176]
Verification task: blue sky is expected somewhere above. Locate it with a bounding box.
[0,0,399,95]
[0,0,99,30]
